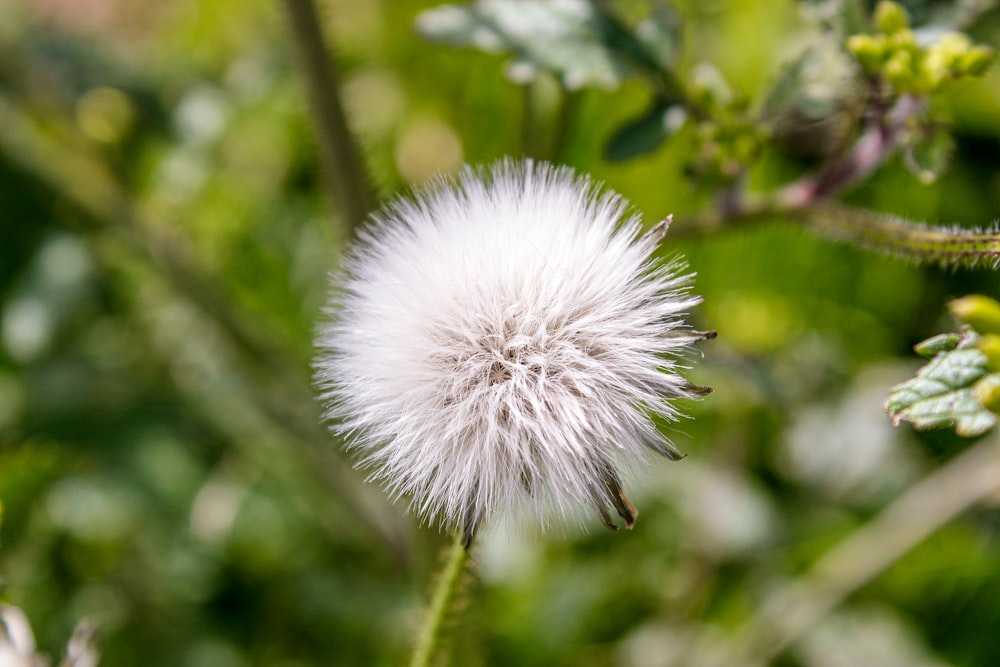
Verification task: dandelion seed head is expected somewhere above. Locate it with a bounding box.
[315,159,709,539]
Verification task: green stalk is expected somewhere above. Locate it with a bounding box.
[279,0,374,238]
[408,533,472,667]
[801,202,1000,269]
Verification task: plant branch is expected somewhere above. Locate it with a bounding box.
[669,93,1000,268]
[671,95,923,237]
[280,0,374,237]
[797,202,1000,268]
[774,94,922,209]
[711,435,1000,667]
[409,533,472,667]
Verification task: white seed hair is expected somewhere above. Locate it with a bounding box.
[315,159,709,541]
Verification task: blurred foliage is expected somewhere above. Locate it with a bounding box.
[3,0,1000,666]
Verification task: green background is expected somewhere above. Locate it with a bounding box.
[2,0,1000,665]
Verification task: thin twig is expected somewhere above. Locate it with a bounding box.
[519,81,580,161]
[775,94,923,209]
[708,436,1000,667]
[520,80,545,159]
[280,0,374,237]
[549,88,580,162]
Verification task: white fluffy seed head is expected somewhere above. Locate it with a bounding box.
[315,159,710,540]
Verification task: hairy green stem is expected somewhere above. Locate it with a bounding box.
[409,533,471,667]
[713,435,1000,667]
[280,0,374,237]
[674,199,1000,269]
[799,202,1000,269]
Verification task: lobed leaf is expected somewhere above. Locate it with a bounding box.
[887,329,997,436]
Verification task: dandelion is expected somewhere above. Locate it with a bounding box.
[315,159,712,545]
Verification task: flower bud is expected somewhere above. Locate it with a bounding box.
[847,34,888,73]
[949,295,1000,334]
[975,374,1000,415]
[885,49,916,91]
[936,32,973,62]
[875,1,910,35]
[960,45,997,76]
[978,334,1000,371]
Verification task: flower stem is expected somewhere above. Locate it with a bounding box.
[409,533,472,667]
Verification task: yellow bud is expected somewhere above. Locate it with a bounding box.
[875,1,910,34]
[75,87,135,144]
[884,50,916,91]
[949,295,1000,334]
[889,29,917,52]
[978,334,1000,371]
[848,34,888,72]
[960,46,996,76]
[922,48,951,90]
[936,32,973,63]
[975,374,1000,414]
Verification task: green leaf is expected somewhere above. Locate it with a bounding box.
[887,330,997,436]
[913,332,962,358]
[415,0,633,89]
[604,101,686,162]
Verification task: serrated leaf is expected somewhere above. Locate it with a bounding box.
[604,102,685,162]
[416,0,632,89]
[893,386,996,436]
[887,331,997,436]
